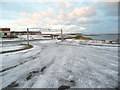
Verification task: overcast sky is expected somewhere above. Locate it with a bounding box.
[0,1,118,33]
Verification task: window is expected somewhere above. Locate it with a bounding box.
[0,33,2,36]
[4,33,7,35]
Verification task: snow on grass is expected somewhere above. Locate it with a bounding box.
[0,45,25,52]
[0,35,51,42]
[66,39,119,47]
[0,40,118,89]
[0,38,21,41]
[18,35,51,40]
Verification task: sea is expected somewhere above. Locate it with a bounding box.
[85,34,119,40]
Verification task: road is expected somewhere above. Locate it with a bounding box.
[0,40,118,89]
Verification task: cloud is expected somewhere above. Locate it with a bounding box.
[42,8,54,15]
[2,0,119,2]
[64,25,86,31]
[72,4,97,17]
[53,2,73,9]
[66,12,76,20]
[12,8,54,26]
[77,18,101,24]
[34,0,65,3]
[9,3,98,33]
[12,18,40,26]
[56,9,75,21]
[57,4,97,23]
[57,10,66,20]
[45,24,86,32]
[20,8,54,19]
[20,12,30,17]
[12,3,98,27]
[61,2,73,8]
[44,18,60,24]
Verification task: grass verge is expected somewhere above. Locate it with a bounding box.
[0,44,33,54]
[2,35,18,38]
[58,35,92,40]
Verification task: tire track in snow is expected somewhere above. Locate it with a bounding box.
[2,45,57,88]
[0,51,41,73]
[32,45,77,88]
[72,46,118,88]
[0,45,47,73]
[3,57,56,88]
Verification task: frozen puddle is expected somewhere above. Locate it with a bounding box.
[0,40,118,89]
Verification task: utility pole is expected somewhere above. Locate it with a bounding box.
[27,28,29,45]
[61,29,64,42]
[26,27,50,44]
[2,42,3,47]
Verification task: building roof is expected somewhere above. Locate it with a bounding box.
[11,31,41,33]
[0,28,10,31]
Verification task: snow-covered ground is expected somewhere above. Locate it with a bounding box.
[0,38,21,41]
[0,35,51,42]
[0,40,118,89]
[18,35,51,40]
[0,45,25,52]
[66,39,119,47]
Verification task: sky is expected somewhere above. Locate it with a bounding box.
[0,0,118,34]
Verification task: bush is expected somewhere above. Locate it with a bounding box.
[2,35,18,38]
[73,35,92,40]
[20,44,33,49]
[57,35,92,40]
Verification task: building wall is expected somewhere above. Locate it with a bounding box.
[0,31,11,36]
[11,32,41,35]
[0,28,42,36]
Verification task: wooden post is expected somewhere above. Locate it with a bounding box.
[2,41,3,47]
[117,39,119,44]
[27,28,29,45]
[61,29,64,42]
